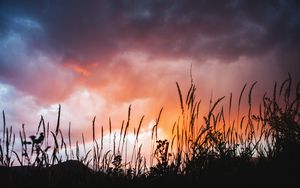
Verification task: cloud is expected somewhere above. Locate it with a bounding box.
[0,0,300,143]
[0,21,76,104]
[1,0,299,63]
[0,82,42,130]
[1,1,299,73]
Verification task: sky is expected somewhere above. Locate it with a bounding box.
[0,0,300,153]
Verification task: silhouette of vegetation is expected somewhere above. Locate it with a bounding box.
[0,74,299,188]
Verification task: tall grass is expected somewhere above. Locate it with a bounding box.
[0,75,299,183]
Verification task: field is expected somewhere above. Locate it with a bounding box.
[0,75,299,188]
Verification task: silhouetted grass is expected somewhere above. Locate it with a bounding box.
[0,75,299,188]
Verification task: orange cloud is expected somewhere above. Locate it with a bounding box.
[64,59,92,77]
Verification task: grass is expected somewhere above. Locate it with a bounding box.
[0,75,299,187]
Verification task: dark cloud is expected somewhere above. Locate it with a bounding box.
[0,0,300,102]
[1,0,299,62]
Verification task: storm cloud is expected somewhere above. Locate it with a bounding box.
[1,0,300,61]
